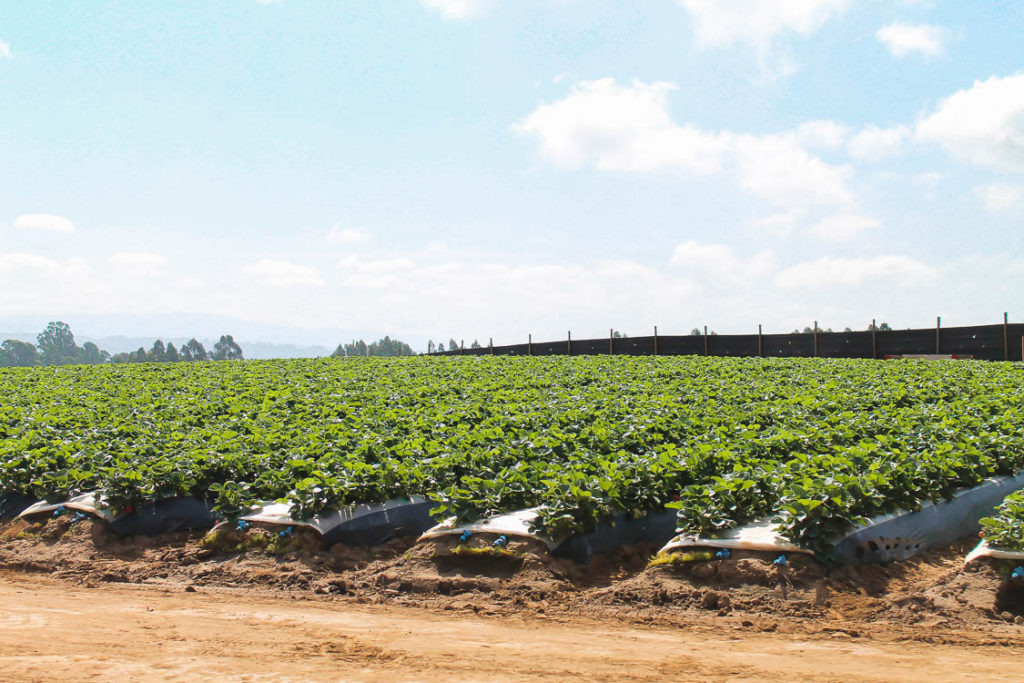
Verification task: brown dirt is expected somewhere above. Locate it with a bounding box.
[2,516,1024,680]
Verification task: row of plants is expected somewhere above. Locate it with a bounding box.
[1,356,1023,557]
[980,491,1024,551]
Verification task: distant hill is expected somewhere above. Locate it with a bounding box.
[0,332,336,360]
[0,312,433,358]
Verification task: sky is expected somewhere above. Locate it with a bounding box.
[1,0,1022,348]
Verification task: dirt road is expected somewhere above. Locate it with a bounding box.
[0,572,1019,682]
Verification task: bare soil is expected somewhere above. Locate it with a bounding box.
[2,516,1023,680]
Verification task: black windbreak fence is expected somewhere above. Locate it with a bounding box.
[439,321,1024,362]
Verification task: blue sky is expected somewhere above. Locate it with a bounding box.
[1,0,1023,347]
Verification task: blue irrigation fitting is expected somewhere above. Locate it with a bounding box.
[493,534,509,548]
[459,530,472,543]
[53,505,66,517]
[236,520,251,532]
[1011,566,1024,581]
[773,554,788,567]
[71,511,88,524]
[715,548,731,560]
[279,525,294,539]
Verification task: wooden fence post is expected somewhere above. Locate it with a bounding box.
[758,324,763,357]
[1004,312,1010,361]
[936,316,941,354]
[813,321,818,357]
[653,326,659,356]
[528,334,532,356]
[567,331,572,356]
[871,319,877,359]
[460,339,465,355]
[489,337,494,356]
[703,325,708,356]
[609,328,614,355]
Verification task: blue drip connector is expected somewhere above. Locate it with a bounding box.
[71,511,88,524]
[279,525,294,539]
[459,530,472,543]
[493,534,509,548]
[53,505,66,517]
[1011,566,1024,581]
[236,520,251,532]
[715,548,731,560]
[773,554,788,567]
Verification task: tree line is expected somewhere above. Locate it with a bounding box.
[330,336,415,358]
[0,321,244,368]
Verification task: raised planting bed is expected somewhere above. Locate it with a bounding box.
[3,356,1024,562]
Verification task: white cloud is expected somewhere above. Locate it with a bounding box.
[876,22,947,57]
[0,253,105,316]
[804,214,881,242]
[0,40,11,59]
[678,0,852,49]
[916,74,1024,172]
[775,255,936,289]
[973,182,1024,213]
[419,0,494,21]
[847,124,910,162]
[13,214,76,233]
[794,120,849,150]
[513,78,731,174]
[239,259,325,288]
[110,252,168,270]
[752,211,881,242]
[517,79,859,226]
[733,133,854,213]
[327,225,370,245]
[0,252,62,274]
[338,255,415,273]
[337,255,416,288]
[752,212,799,237]
[669,241,774,282]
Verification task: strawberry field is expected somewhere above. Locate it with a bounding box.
[2,356,1023,557]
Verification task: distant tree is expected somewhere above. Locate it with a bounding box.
[427,340,436,354]
[212,335,244,361]
[183,338,208,361]
[350,339,369,357]
[332,337,415,358]
[132,347,148,363]
[690,328,702,336]
[37,321,79,365]
[79,342,108,365]
[843,327,853,333]
[611,330,628,339]
[448,338,459,352]
[111,352,132,363]
[0,339,39,367]
[470,339,481,349]
[165,342,180,363]
[802,326,814,334]
[867,322,893,332]
[149,340,166,363]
